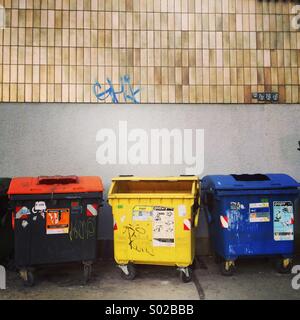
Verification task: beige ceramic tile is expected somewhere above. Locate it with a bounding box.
[0,2,297,103]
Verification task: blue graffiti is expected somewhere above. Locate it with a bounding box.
[93,75,140,103]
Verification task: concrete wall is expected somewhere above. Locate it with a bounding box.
[0,103,299,252]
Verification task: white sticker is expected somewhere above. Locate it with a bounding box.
[152,206,175,247]
[32,201,47,214]
[21,220,28,228]
[121,215,126,223]
[178,205,186,217]
[249,203,269,208]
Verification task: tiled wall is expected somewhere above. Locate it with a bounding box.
[0,0,299,103]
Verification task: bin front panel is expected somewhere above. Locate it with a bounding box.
[12,196,100,267]
[208,192,297,260]
[112,197,197,267]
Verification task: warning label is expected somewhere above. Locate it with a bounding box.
[249,202,270,222]
[132,205,153,221]
[46,208,70,235]
[152,206,175,247]
[273,201,294,241]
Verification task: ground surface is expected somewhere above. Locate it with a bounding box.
[0,256,299,300]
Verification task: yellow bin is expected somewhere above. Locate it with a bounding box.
[108,176,200,282]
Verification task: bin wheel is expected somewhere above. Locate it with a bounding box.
[179,267,193,283]
[21,270,35,287]
[83,263,92,284]
[276,258,293,274]
[120,264,136,280]
[220,261,236,276]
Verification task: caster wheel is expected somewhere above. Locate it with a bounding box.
[120,264,136,280]
[22,270,35,287]
[276,258,293,274]
[179,267,193,283]
[83,264,92,284]
[220,261,236,276]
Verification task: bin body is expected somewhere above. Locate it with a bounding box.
[202,174,299,260]
[0,178,13,263]
[8,176,103,268]
[108,177,200,267]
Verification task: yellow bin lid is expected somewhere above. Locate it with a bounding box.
[108,176,200,199]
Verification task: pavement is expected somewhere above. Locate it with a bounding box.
[194,255,300,300]
[0,255,299,300]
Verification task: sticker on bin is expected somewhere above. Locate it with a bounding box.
[178,205,187,217]
[46,209,70,235]
[249,202,270,222]
[21,220,28,228]
[273,201,294,241]
[153,206,175,247]
[113,220,118,230]
[183,219,191,230]
[220,215,229,229]
[32,201,47,214]
[86,204,98,217]
[132,205,152,221]
[230,202,245,210]
[15,206,31,219]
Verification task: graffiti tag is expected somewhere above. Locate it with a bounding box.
[93,75,140,103]
[123,224,154,256]
[69,218,95,241]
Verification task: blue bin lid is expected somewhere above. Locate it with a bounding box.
[202,174,299,191]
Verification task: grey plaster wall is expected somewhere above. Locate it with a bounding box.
[0,103,299,243]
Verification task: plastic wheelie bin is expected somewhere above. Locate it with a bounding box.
[108,176,200,282]
[201,173,299,276]
[0,178,13,264]
[8,175,103,286]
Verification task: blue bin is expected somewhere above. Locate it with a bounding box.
[202,174,299,275]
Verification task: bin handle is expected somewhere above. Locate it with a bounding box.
[38,175,79,185]
[192,193,200,228]
[202,204,213,225]
[194,208,200,227]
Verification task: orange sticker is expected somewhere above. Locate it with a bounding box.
[46,208,70,235]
